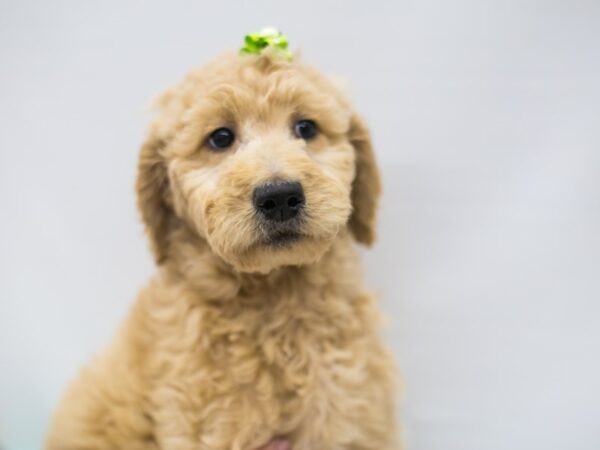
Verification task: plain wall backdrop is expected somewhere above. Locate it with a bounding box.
[1,1,599,449]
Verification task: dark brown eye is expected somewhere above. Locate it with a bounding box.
[293,120,318,140]
[208,128,235,150]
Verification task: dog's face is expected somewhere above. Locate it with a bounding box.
[137,53,380,273]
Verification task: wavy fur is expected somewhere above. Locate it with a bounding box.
[47,51,397,450]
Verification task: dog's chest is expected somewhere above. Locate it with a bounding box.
[192,287,386,449]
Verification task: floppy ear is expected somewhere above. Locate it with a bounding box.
[136,135,171,264]
[347,114,382,246]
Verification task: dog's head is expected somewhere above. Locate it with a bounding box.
[137,52,380,273]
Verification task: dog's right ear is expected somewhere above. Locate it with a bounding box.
[347,114,382,246]
[136,135,171,264]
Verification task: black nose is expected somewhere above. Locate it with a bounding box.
[253,181,305,222]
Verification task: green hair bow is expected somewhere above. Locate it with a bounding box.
[240,27,293,61]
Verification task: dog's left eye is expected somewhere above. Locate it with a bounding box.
[293,120,318,140]
[208,128,235,150]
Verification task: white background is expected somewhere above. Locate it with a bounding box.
[1,1,599,449]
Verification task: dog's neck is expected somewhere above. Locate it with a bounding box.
[159,223,364,304]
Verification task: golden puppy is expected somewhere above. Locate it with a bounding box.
[47,49,397,450]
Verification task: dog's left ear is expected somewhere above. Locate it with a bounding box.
[347,114,382,246]
[136,134,171,264]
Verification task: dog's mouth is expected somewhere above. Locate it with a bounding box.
[265,229,303,247]
[256,214,306,248]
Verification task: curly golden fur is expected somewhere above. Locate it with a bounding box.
[47,50,397,450]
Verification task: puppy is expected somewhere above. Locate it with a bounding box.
[47,49,397,450]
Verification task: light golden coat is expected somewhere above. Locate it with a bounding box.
[47,51,397,450]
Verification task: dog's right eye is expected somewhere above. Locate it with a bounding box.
[294,119,318,140]
[207,128,235,150]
